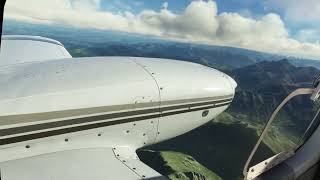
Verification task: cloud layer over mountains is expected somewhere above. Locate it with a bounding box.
[4,0,320,59]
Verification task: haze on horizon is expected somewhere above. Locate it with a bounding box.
[3,0,320,60]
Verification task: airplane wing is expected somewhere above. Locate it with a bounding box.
[0,35,72,66]
[0,35,235,180]
[0,36,165,180]
[0,147,164,180]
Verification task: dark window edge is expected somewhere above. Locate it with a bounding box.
[0,0,6,48]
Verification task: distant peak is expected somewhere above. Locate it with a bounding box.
[255,59,293,68]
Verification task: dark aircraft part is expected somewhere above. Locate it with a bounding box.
[0,0,6,48]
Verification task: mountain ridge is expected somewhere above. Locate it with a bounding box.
[4,20,320,70]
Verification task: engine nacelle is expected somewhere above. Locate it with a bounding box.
[0,56,236,161]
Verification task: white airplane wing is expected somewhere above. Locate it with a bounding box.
[0,35,72,66]
[0,36,165,180]
[0,147,163,180]
[0,35,235,180]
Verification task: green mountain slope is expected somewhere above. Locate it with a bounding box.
[138,150,222,180]
[139,118,274,180]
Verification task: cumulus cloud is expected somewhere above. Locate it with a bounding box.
[4,0,320,59]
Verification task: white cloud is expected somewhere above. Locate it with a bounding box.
[4,0,320,60]
[71,0,101,12]
[286,0,320,24]
[268,0,320,24]
[297,29,320,43]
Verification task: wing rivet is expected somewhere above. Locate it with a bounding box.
[143,133,146,136]
[64,138,69,142]
[142,175,146,178]
[251,169,254,172]
[25,145,30,149]
[158,132,160,134]
[151,121,153,124]
[98,133,102,136]
[133,168,136,170]
[133,123,136,126]
[126,130,130,133]
[122,160,126,162]
[117,154,120,157]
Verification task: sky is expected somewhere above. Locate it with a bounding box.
[3,0,320,60]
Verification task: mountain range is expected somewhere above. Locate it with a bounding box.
[3,20,320,71]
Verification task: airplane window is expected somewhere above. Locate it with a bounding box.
[1,1,320,180]
[247,94,320,171]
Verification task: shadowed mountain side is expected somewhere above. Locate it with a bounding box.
[227,60,320,132]
[139,121,274,180]
[229,59,319,91]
